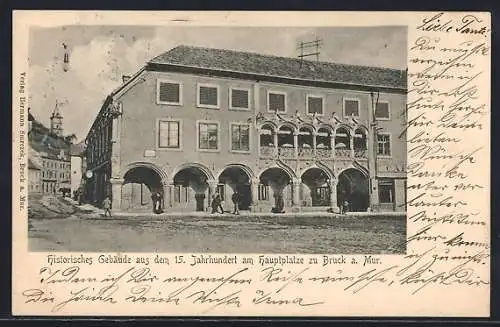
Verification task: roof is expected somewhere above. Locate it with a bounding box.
[28,158,42,170]
[149,45,407,90]
[70,141,86,156]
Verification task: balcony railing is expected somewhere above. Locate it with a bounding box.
[335,149,351,158]
[260,145,277,157]
[316,148,331,159]
[278,147,295,158]
[298,147,314,158]
[355,149,368,159]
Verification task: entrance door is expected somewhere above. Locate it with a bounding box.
[237,184,252,210]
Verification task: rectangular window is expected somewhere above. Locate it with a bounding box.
[158,120,180,149]
[344,98,360,117]
[268,91,286,113]
[198,122,219,150]
[230,88,250,109]
[307,95,324,115]
[375,102,390,120]
[379,179,395,204]
[377,133,391,156]
[258,184,269,201]
[157,80,182,105]
[231,123,250,152]
[198,84,219,108]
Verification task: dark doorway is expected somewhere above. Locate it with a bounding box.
[337,168,369,212]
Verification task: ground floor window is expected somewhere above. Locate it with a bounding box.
[378,179,395,204]
[173,185,189,203]
[258,184,269,200]
[217,184,225,200]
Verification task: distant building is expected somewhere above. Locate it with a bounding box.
[28,158,42,193]
[85,45,407,213]
[70,141,86,196]
[28,105,72,195]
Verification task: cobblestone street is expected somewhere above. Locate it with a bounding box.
[29,210,406,254]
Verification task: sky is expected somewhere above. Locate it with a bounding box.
[28,25,407,141]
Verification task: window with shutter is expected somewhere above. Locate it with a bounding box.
[344,99,360,117]
[375,102,390,120]
[307,95,324,115]
[230,88,250,109]
[157,80,181,105]
[198,122,219,150]
[231,123,250,152]
[268,92,286,112]
[198,85,219,108]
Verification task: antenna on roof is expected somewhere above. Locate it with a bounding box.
[297,37,322,67]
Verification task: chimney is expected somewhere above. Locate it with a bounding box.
[122,75,131,83]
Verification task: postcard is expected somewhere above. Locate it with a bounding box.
[12,11,490,316]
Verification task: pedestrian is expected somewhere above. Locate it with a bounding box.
[342,199,349,214]
[212,191,224,214]
[232,190,240,215]
[155,191,163,214]
[211,194,218,214]
[103,196,112,217]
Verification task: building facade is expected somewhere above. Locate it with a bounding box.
[28,106,72,195]
[70,142,86,196]
[85,46,407,213]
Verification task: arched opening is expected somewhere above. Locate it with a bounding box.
[122,166,163,213]
[301,168,331,207]
[335,127,351,158]
[259,167,292,212]
[354,128,368,158]
[172,166,210,212]
[298,126,313,157]
[337,168,369,212]
[278,125,295,158]
[316,127,333,159]
[218,166,252,210]
[259,123,275,157]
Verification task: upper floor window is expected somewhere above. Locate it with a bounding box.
[198,121,219,151]
[158,120,181,149]
[157,80,182,105]
[268,91,286,113]
[377,133,391,156]
[197,84,219,108]
[307,95,324,115]
[230,87,250,110]
[231,123,250,152]
[343,98,360,117]
[375,101,390,120]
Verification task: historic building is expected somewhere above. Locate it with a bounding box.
[70,141,86,196]
[85,45,407,213]
[28,106,72,195]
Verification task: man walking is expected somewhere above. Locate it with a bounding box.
[232,190,240,215]
[103,196,112,217]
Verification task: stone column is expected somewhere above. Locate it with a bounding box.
[292,178,301,208]
[293,132,299,158]
[251,177,259,209]
[110,178,124,211]
[350,133,355,158]
[330,134,336,159]
[329,179,339,213]
[162,180,173,209]
[273,131,278,156]
[312,132,317,156]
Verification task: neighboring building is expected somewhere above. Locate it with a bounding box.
[28,105,72,195]
[85,45,407,213]
[28,158,42,194]
[70,141,86,196]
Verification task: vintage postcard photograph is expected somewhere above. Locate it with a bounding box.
[13,11,490,317]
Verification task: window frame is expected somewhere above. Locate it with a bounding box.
[306,94,325,116]
[378,179,395,204]
[376,132,392,158]
[267,90,287,113]
[156,79,183,106]
[343,97,361,118]
[229,87,251,111]
[229,122,252,154]
[156,118,183,151]
[375,100,391,121]
[196,120,221,152]
[197,83,220,109]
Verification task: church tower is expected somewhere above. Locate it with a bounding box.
[50,101,63,137]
